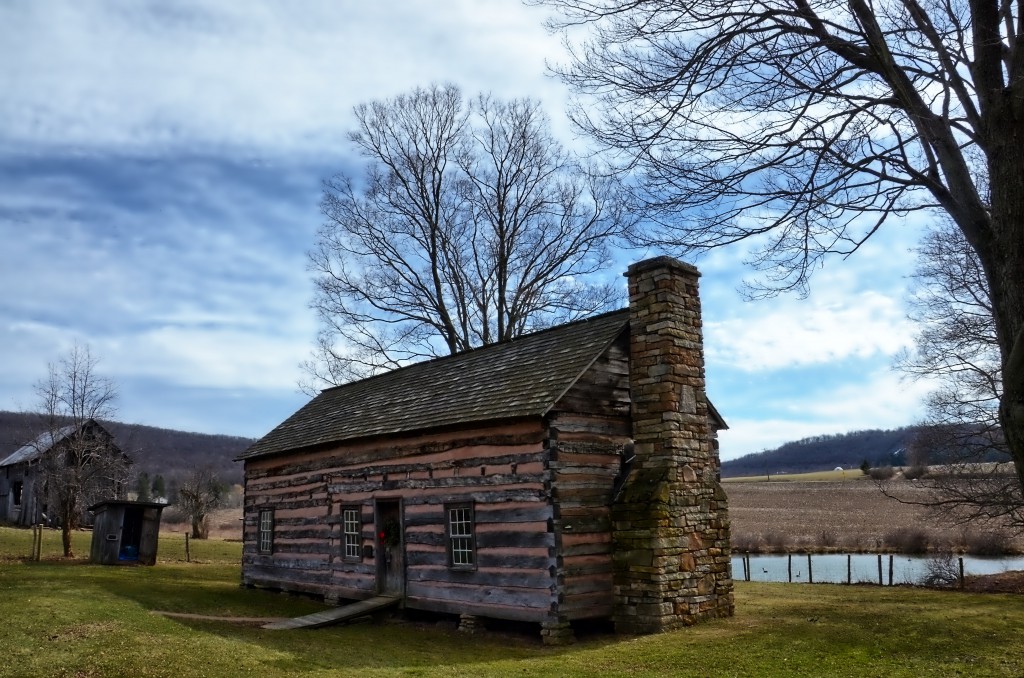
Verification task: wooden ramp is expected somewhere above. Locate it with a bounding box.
[262,595,401,630]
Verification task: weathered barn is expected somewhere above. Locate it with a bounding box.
[238,257,734,642]
[0,418,124,527]
[88,500,165,565]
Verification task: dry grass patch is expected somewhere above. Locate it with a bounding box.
[727,480,1024,553]
[160,506,243,540]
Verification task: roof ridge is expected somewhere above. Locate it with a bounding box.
[319,308,629,394]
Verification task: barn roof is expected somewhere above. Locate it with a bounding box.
[0,421,92,467]
[240,309,632,460]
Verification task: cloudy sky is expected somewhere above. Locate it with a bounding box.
[0,1,934,460]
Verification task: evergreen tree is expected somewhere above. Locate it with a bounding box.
[135,472,151,502]
[151,474,166,501]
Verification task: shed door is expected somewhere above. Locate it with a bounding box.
[375,499,404,595]
[119,506,143,561]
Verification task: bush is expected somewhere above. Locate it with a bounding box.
[868,466,895,480]
[962,530,1012,556]
[840,534,872,552]
[920,552,961,588]
[761,531,792,552]
[901,465,929,480]
[731,532,761,553]
[818,528,839,548]
[884,527,930,554]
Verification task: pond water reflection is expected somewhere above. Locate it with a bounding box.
[731,553,1024,584]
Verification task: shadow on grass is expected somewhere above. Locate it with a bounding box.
[160,613,573,675]
[80,561,581,673]
[5,553,1023,677]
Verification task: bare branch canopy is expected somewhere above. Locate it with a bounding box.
[303,84,631,390]
[539,0,1024,512]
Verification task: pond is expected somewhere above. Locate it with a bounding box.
[731,552,1024,585]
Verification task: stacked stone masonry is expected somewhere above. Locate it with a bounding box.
[612,256,734,633]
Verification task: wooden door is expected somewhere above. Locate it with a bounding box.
[375,499,404,595]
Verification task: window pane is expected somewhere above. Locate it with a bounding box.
[258,509,273,554]
[447,505,474,567]
[343,508,361,559]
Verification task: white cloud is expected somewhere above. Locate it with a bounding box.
[796,368,933,424]
[0,0,942,451]
[108,325,313,391]
[0,1,569,155]
[0,152,320,424]
[706,290,914,371]
[699,213,926,375]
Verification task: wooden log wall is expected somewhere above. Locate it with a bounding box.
[242,421,561,622]
[546,332,632,621]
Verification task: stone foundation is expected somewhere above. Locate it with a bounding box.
[458,614,478,634]
[540,620,575,645]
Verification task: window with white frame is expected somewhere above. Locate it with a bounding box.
[446,502,475,569]
[258,508,274,555]
[342,506,361,560]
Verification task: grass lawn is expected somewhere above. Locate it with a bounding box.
[1,526,1023,677]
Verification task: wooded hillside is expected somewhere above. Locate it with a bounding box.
[0,411,251,486]
[722,428,921,477]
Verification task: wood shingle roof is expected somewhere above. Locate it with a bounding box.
[239,310,631,460]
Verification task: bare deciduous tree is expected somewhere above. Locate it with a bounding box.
[33,343,128,556]
[900,224,1001,441]
[540,0,1024,501]
[302,84,630,390]
[893,224,1023,527]
[177,467,226,539]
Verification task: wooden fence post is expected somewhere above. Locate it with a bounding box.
[888,555,894,586]
[877,554,883,585]
[788,554,792,583]
[185,533,191,563]
[847,554,852,585]
[807,553,813,583]
[30,524,41,561]
[959,557,964,590]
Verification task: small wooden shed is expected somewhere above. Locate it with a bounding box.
[88,500,165,565]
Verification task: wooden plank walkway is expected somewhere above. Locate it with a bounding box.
[153,611,287,625]
[262,595,401,630]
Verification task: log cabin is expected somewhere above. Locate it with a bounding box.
[238,256,734,643]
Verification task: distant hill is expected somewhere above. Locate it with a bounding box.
[0,411,252,487]
[721,427,922,477]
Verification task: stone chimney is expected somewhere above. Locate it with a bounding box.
[612,256,733,633]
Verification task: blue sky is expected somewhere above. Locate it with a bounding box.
[0,1,934,460]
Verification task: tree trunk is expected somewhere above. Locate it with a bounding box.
[61,524,74,558]
[191,514,209,540]
[58,494,79,558]
[986,117,1024,501]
